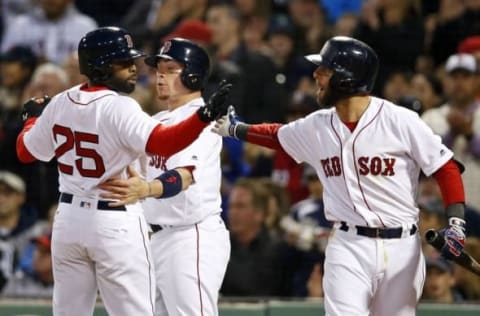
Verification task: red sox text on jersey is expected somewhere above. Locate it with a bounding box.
[149,155,168,171]
[321,156,396,177]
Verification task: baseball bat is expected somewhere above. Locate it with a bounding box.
[425,229,480,276]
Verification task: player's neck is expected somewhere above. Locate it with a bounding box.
[167,91,202,111]
[335,95,371,123]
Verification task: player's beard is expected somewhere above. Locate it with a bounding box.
[317,86,343,108]
[106,76,136,94]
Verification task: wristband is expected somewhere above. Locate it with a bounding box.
[155,169,183,198]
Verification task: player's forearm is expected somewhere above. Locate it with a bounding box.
[433,159,465,217]
[235,123,286,153]
[146,112,208,156]
[16,118,38,163]
[147,167,193,198]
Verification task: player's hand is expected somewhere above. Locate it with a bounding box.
[98,166,149,206]
[197,80,232,122]
[212,105,242,138]
[21,95,51,121]
[440,217,466,258]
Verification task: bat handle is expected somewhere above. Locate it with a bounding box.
[425,229,446,251]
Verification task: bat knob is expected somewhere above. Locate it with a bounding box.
[425,229,438,243]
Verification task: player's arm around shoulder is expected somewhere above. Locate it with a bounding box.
[98,166,193,207]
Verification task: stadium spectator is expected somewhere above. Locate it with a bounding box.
[422,53,480,211]
[1,0,97,65]
[354,0,424,94]
[271,93,317,203]
[410,73,444,113]
[206,3,287,123]
[266,16,316,93]
[61,52,86,88]
[1,232,53,298]
[287,0,327,54]
[422,255,462,303]
[0,46,38,173]
[454,237,480,301]
[221,178,290,297]
[0,171,47,291]
[280,167,331,297]
[431,0,480,65]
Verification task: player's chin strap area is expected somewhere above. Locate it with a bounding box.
[336,221,417,239]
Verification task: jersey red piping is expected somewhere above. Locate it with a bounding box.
[138,217,155,315]
[66,91,115,106]
[330,114,368,226]
[351,101,386,227]
[195,224,205,316]
[79,83,110,91]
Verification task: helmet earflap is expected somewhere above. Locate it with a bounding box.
[330,73,357,95]
[78,26,144,85]
[305,36,379,95]
[90,65,112,84]
[144,38,210,91]
[181,71,202,91]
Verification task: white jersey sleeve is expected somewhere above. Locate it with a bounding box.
[401,109,453,176]
[142,99,222,226]
[108,95,159,153]
[278,110,331,164]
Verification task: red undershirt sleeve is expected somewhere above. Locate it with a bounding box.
[246,123,287,154]
[432,159,465,207]
[16,118,38,163]
[146,112,208,156]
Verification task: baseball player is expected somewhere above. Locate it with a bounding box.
[16,27,231,316]
[214,36,467,315]
[99,38,231,316]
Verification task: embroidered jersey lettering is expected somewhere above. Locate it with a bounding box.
[141,98,222,226]
[321,155,396,177]
[277,97,453,227]
[23,84,159,198]
[149,155,168,171]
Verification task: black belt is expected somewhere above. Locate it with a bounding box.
[339,221,417,239]
[59,193,126,211]
[150,224,163,233]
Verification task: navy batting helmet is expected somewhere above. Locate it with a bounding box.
[144,38,210,91]
[305,36,379,95]
[78,26,144,83]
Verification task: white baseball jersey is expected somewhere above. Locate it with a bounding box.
[141,97,230,316]
[142,97,223,226]
[278,97,453,227]
[22,84,163,315]
[24,84,159,199]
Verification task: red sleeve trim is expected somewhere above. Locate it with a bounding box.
[146,112,208,156]
[246,123,285,152]
[433,159,465,206]
[16,118,38,163]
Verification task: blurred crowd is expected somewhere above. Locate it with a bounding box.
[1,0,480,305]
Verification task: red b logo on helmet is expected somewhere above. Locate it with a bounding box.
[124,34,133,48]
[160,41,171,54]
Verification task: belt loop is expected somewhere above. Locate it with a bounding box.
[410,224,417,235]
[401,223,408,238]
[340,221,349,232]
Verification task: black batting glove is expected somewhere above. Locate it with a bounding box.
[197,80,232,122]
[21,96,51,122]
